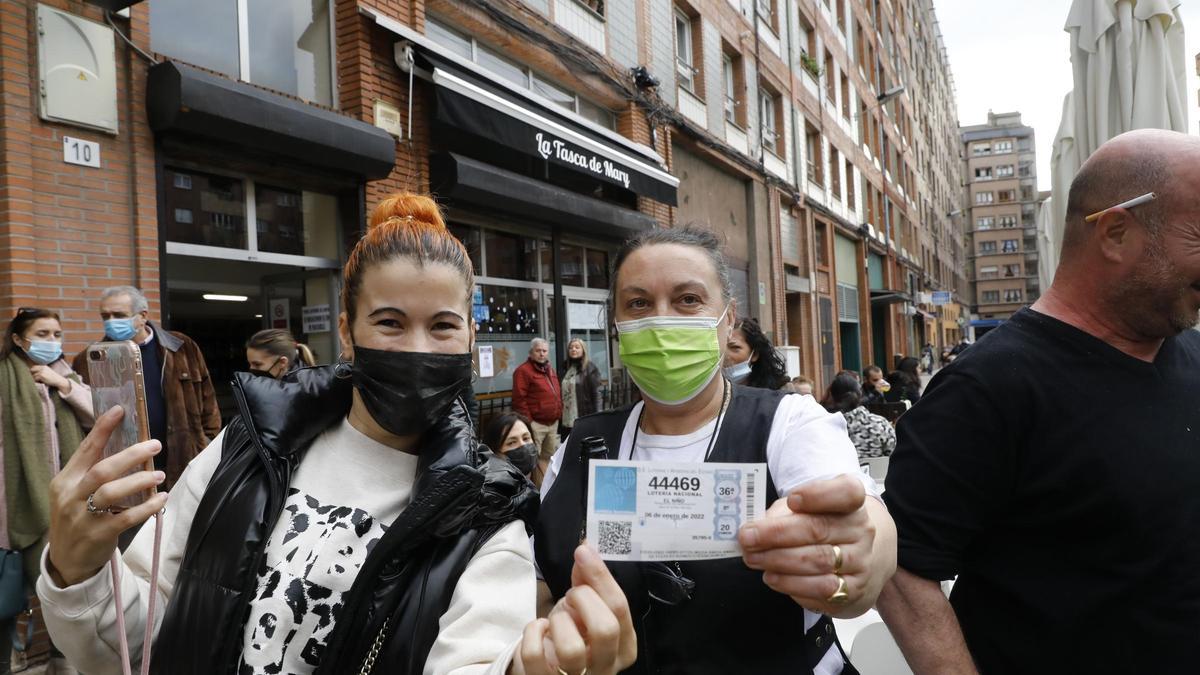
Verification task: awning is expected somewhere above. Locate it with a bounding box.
[431,153,656,236]
[870,290,911,305]
[363,7,678,205]
[146,61,396,180]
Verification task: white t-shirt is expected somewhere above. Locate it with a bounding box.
[39,419,532,675]
[540,392,878,675]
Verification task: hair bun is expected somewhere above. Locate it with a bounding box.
[368,193,447,232]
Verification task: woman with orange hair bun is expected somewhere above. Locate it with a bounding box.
[37,193,635,675]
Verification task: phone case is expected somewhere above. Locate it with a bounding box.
[87,341,155,510]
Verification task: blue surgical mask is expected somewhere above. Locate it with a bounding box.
[104,318,137,341]
[723,358,752,384]
[24,340,62,365]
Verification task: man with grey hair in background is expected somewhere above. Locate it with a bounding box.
[72,286,219,489]
[511,337,561,480]
[877,129,1200,673]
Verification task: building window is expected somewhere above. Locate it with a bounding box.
[723,55,738,125]
[976,192,994,204]
[997,189,1016,202]
[978,265,998,279]
[998,215,1017,228]
[993,140,1014,154]
[576,0,605,18]
[996,164,1014,177]
[976,217,994,230]
[815,222,830,267]
[760,88,780,155]
[979,240,997,254]
[426,19,616,130]
[829,146,841,199]
[174,208,193,224]
[150,0,334,107]
[972,143,991,156]
[674,10,697,93]
[1001,239,1019,253]
[974,167,992,180]
[173,173,193,190]
[1004,289,1023,303]
[806,124,824,186]
[846,159,856,207]
[1003,264,1021,278]
[981,290,1000,303]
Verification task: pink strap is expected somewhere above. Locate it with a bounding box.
[109,512,164,675]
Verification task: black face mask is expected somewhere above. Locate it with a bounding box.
[505,442,538,475]
[350,345,473,436]
[248,357,282,379]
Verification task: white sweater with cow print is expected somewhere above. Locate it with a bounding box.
[37,419,533,675]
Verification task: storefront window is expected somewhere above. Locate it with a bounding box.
[254,184,304,255]
[448,223,482,273]
[150,0,333,107]
[149,0,239,80]
[474,284,542,392]
[485,230,539,281]
[586,249,609,289]
[164,167,247,249]
[247,0,333,106]
[560,244,585,287]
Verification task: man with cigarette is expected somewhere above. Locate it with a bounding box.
[877,129,1200,673]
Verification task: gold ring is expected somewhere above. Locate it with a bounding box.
[827,574,850,604]
[557,669,587,675]
[831,544,843,574]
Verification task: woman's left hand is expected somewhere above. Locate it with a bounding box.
[739,474,897,617]
[30,364,71,393]
[511,545,636,675]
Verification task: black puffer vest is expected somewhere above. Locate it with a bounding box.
[535,385,850,675]
[150,366,537,674]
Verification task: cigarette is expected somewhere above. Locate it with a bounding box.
[1084,192,1156,222]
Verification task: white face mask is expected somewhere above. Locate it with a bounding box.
[723,358,752,384]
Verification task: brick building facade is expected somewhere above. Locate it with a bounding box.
[1,0,966,408]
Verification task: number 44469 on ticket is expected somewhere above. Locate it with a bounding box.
[585,459,768,562]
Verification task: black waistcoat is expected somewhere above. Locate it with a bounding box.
[535,385,827,675]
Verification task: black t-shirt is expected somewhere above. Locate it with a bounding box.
[884,308,1200,674]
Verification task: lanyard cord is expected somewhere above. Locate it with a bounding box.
[110,511,164,675]
[630,378,731,462]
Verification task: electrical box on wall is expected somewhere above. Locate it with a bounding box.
[37,4,119,134]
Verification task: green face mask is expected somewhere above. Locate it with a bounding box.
[616,308,727,405]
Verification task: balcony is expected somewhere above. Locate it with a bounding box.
[678,86,708,128]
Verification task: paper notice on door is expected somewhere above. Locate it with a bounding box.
[478,345,495,378]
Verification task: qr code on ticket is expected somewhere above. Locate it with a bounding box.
[598,520,632,555]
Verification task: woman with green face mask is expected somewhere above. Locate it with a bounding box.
[534,225,898,675]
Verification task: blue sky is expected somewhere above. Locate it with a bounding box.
[936,0,1199,192]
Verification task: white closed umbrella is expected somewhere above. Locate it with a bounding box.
[1047,0,1188,278]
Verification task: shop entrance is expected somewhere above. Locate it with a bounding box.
[159,163,345,419]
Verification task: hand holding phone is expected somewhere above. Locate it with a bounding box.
[45,407,167,587]
[86,342,155,510]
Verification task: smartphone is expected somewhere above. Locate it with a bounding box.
[87,341,155,510]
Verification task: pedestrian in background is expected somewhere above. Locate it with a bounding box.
[559,338,602,439]
[511,337,561,475]
[878,130,1200,674]
[722,317,790,389]
[861,365,890,405]
[71,286,218,489]
[885,356,922,405]
[482,411,539,482]
[782,375,814,396]
[1,308,93,675]
[821,371,895,460]
[245,328,317,379]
